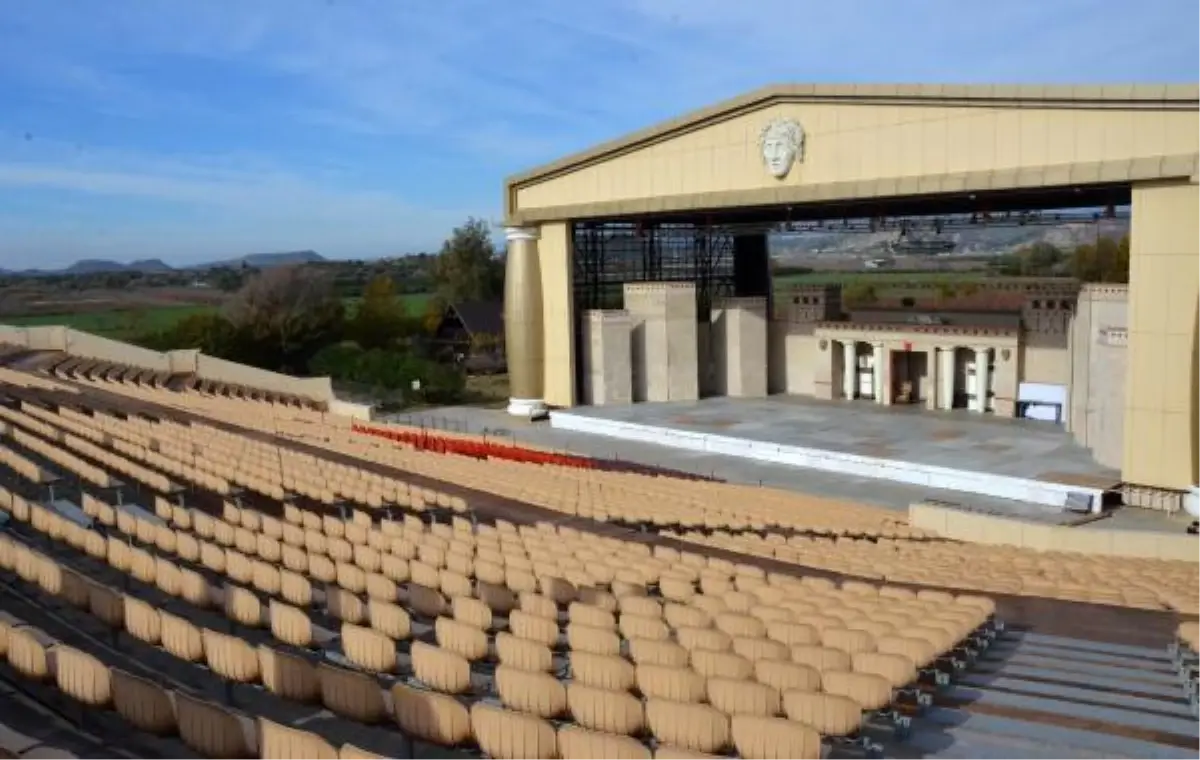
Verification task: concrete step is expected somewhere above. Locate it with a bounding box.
[974,663,1192,700]
[945,685,1200,739]
[918,708,1198,759]
[959,674,1194,718]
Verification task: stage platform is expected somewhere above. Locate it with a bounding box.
[549,396,1122,512]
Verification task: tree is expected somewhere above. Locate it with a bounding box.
[224,265,345,373]
[1071,235,1129,284]
[350,275,420,350]
[432,217,503,304]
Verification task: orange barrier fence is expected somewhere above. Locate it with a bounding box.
[351,422,722,481]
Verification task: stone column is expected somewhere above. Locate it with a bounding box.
[975,346,991,413]
[503,226,545,416]
[925,348,939,411]
[872,343,885,404]
[841,340,857,400]
[939,346,956,410]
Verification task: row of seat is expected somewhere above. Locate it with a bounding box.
[3,505,832,758]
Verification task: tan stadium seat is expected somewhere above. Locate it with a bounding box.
[435,616,489,661]
[160,611,205,662]
[367,599,412,640]
[380,554,410,584]
[280,570,313,607]
[309,555,336,584]
[731,636,790,662]
[410,559,444,590]
[568,623,621,657]
[111,668,177,735]
[619,596,662,619]
[791,645,852,674]
[341,623,398,673]
[202,628,261,684]
[411,641,472,694]
[557,725,651,759]
[730,715,821,759]
[252,561,282,597]
[635,664,706,703]
[439,569,473,599]
[495,665,568,718]
[175,691,256,758]
[53,646,112,707]
[452,596,493,631]
[509,610,559,648]
[628,639,690,668]
[471,702,556,760]
[572,651,636,692]
[659,577,695,604]
[224,584,264,628]
[337,562,367,594]
[86,583,125,629]
[714,613,766,639]
[496,632,553,672]
[645,699,729,755]
[506,568,539,595]
[690,649,753,680]
[258,645,320,703]
[852,651,918,690]
[675,627,731,653]
[749,605,792,625]
[823,627,877,657]
[317,662,388,723]
[706,677,781,718]
[578,588,618,613]
[782,690,863,736]
[258,717,338,759]
[664,604,711,631]
[766,621,820,647]
[40,563,89,609]
[520,593,559,621]
[270,600,316,648]
[822,670,893,712]
[567,682,645,735]
[540,576,578,606]
[391,683,472,747]
[364,572,396,602]
[179,567,212,608]
[754,659,821,693]
[620,614,670,642]
[327,586,366,625]
[123,596,161,645]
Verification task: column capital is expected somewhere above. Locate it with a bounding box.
[505,226,540,242]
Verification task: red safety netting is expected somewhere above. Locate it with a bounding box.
[351,422,597,469]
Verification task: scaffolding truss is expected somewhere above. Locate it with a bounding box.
[571,221,738,318]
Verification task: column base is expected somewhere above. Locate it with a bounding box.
[507,398,548,418]
[1184,486,1200,519]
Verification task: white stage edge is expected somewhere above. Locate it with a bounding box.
[549,411,1106,511]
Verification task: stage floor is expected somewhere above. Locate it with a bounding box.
[555,395,1119,484]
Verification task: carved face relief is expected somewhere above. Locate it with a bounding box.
[759,118,804,178]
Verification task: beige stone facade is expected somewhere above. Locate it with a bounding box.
[501,83,1199,498]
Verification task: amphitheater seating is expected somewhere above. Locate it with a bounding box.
[0,374,1012,758]
[0,358,1190,759]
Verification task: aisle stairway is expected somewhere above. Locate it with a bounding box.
[881,630,1199,758]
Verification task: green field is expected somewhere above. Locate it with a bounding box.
[4,293,436,340]
[3,305,218,339]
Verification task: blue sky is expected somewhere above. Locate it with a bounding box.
[0,0,1196,269]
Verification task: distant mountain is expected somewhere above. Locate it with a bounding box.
[63,259,129,274]
[128,258,173,272]
[190,251,326,270]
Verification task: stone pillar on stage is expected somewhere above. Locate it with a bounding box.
[975,346,992,413]
[711,296,768,398]
[842,340,857,400]
[624,282,698,402]
[503,226,545,417]
[580,310,632,406]
[872,343,886,404]
[939,346,957,410]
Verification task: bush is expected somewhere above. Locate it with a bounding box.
[308,343,466,405]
